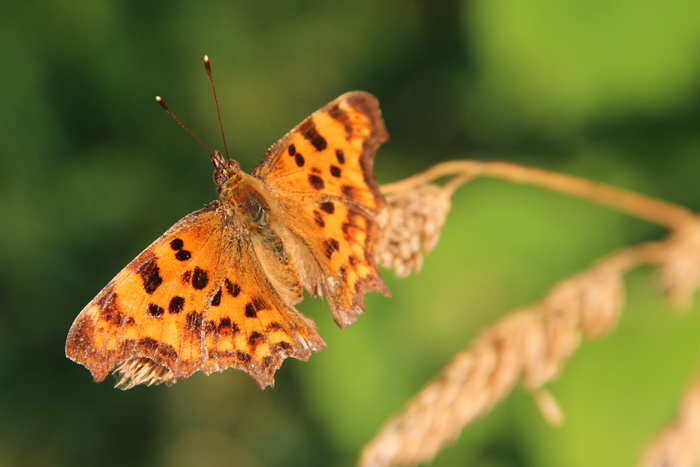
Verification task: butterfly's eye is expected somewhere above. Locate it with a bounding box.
[213,169,228,185]
[225,160,240,177]
[214,160,240,186]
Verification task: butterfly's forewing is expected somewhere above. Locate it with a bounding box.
[252,92,390,328]
[66,202,324,388]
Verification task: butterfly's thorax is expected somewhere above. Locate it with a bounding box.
[218,170,274,232]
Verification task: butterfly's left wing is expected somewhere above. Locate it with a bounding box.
[66,202,324,389]
[252,92,390,328]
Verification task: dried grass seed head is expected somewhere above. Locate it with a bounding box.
[113,357,177,390]
[376,183,451,278]
[658,219,700,310]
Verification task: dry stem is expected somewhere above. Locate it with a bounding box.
[365,160,700,467]
[640,375,700,467]
[381,160,695,230]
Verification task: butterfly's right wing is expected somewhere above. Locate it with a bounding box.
[251,92,390,329]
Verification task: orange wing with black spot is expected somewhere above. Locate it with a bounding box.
[252,92,390,328]
[66,201,324,389]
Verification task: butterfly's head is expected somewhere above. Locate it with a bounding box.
[212,150,241,186]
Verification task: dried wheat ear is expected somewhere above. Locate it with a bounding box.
[363,160,700,467]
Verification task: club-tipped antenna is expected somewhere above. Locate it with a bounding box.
[155,96,214,157]
[203,55,230,161]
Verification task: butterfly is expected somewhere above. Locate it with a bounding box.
[66,90,390,389]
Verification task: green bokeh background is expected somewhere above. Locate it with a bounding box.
[2,1,700,466]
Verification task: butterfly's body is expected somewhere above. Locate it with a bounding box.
[67,91,389,389]
[219,161,306,307]
[217,162,269,227]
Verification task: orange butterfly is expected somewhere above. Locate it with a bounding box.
[66,83,390,389]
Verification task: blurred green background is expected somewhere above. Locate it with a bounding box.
[2,0,700,466]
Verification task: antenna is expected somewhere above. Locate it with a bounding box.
[203,55,230,161]
[155,96,214,157]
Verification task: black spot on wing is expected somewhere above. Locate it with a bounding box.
[335,149,345,164]
[175,250,191,261]
[169,296,185,314]
[330,165,341,178]
[295,153,305,167]
[248,331,264,349]
[138,255,163,294]
[341,184,355,199]
[308,174,324,190]
[170,238,192,261]
[225,279,241,297]
[313,210,325,227]
[266,322,284,332]
[192,267,209,290]
[245,303,256,318]
[185,312,203,334]
[147,303,165,318]
[211,288,222,306]
[320,201,335,214]
[323,238,340,259]
[300,119,328,151]
[288,144,296,156]
[275,341,293,351]
[237,351,251,363]
[252,297,268,311]
[218,317,239,336]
